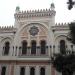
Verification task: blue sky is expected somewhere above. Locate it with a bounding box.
[0,0,75,26]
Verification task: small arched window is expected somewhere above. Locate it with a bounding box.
[60,40,66,54]
[40,40,46,54]
[31,40,36,54]
[30,67,35,75]
[40,67,45,75]
[22,40,27,55]
[4,41,10,55]
[20,67,25,75]
[1,66,6,75]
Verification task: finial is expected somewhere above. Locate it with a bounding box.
[51,3,55,10]
[15,6,20,13]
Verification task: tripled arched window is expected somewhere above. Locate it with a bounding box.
[60,40,66,54]
[19,66,46,75]
[3,41,10,55]
[22,40,27,55]
[19,66,45,75]
[21,40,46,55]
[40,40,46,54]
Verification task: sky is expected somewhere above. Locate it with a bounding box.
[0,0,75,26]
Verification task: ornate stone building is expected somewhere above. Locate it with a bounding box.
[0,3,73,75]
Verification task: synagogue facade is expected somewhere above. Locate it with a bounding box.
[0,3,73,75]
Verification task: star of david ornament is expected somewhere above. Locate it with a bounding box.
[29,26,39,36]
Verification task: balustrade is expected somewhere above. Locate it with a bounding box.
[18,46,49,56]
[1,45,75,57]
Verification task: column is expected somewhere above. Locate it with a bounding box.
[6,66,8,75]
[27,47,31,56]
[36,66,39,75]
[46,65,51,75]
[36,46,39,56]
[14,46,17,56]
[10,46,14,56]
[14,65,20,75]
[26,66,30,75]
[12,46,14,56]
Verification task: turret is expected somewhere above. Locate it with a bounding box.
[15,6,20,13]
[51,3,55,10]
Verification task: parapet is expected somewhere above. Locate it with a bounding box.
[55,22,70,26]
[0,25,17,33]
[0,25,14,29]
[14,8,56,19]
[52,22,70,31]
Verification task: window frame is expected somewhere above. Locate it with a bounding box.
[3,41,10,55]
[31,40,36,55]
[40,40,46,54]
[20,67,25,75]
[22,40,27,55]
[1,66,6,75]
[30,67,35,75]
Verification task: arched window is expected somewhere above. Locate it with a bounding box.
[40,40,46,54]
[1,66,6,75]
[4,41,10,55]
[20,67,25,75]
[31,40,36,54]
[22,40,27,55]
[40,67,45,75]
[30,67,35,75]
[60,40,66,54]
